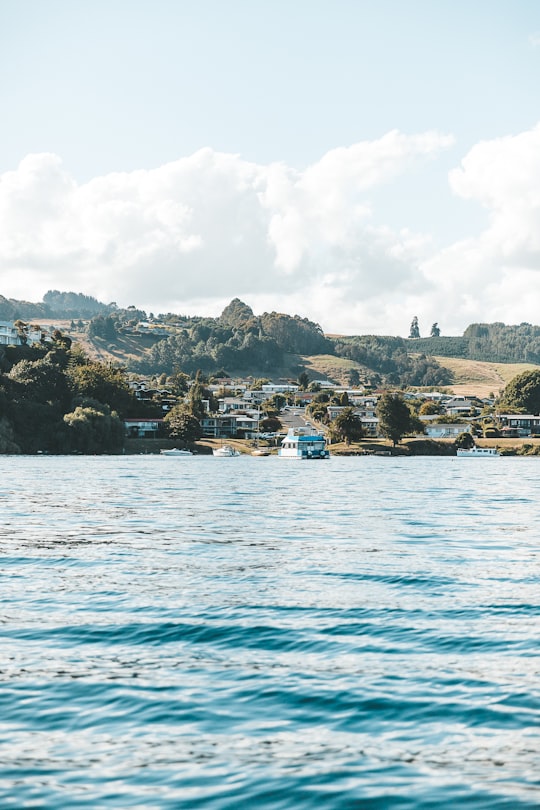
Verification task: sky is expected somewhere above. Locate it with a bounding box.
[1,0,540,336]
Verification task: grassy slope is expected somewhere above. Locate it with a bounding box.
[300,354,364,384]
[432,357,539,397]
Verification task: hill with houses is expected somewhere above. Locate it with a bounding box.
[2,292,540,455]
[2,291,539,394]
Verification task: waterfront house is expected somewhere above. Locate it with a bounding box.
[124,418,165,438]
[424,423,473,439]
[497,414,540,436]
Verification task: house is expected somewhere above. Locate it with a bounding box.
[124,418,165,438]
[0,321,51,347]
[261,383,299,394]
[497,414,540,436]
[360,416,379,437]
[0,321,20,346]
[201,413,259,439]
[424,423,472,439]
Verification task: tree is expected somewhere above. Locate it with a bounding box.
[499,369,540,414]
[330,407,364,445]
[8,357,71,409]
[419,400,442,415]
[455,431,475,449]
[164,405,202,446]
[260,415,282,433]
[63,405,124,454]
[409,316,420,339]
[68,362,138,417]
[297,371,310,391]
[430,322,441,337]
[376,391,419,445]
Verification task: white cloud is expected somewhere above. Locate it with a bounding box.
[14,126,540,336]
[421,124,540,332]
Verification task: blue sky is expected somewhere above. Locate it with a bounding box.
[1,0,540,335]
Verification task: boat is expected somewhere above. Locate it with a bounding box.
[213,444,241,457]
[160,448,193,456]
[278,428,330,460]
[251,447,270,456]
[456,446,499,457]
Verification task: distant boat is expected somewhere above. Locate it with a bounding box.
[456,446,499,457]
[213,444,241,457]
[278,428,330,460]
[160,448,193,456]
[251,447,270,456]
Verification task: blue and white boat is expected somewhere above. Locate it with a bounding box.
[278,428,330,460]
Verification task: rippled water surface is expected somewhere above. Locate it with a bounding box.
[0,455,539,808]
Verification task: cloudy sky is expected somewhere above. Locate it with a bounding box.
[1,0,540,336]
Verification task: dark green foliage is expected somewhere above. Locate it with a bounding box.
[164,406,202,446]
[87,315,117,341]
[260,416,282,433]
[67,362,139,417]
[409,316,420,339]
[499,369,540,413]
[8,357,71,409]
[297,371,310,390]
[43,290,113,318]
[64,405,124,454]
[258,312,331,354]
[454,431,475,449]
[219,298,254,327]
[334,336,452,386]
[408,336,468,357]
[0,295,51,321]
[376,392,420,445]
[414,322,540,363]
[330,407,364,444]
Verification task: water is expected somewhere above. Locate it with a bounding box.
[0,455,538,809]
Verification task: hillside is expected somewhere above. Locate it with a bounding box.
[5,292,540,393]
[432,357,539,398]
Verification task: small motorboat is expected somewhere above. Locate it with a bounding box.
[213,445,240,457]
[160,448,193,456]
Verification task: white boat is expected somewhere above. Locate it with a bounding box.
[213,444,241,457]
[160,448,193,456]
[278,428,330,460]
[456,446,499,457]
[251,448,270,456]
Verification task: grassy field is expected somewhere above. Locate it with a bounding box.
[432,357,539,397]
[300,354,364,384]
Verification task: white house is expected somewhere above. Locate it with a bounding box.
[424,423,472,439]
[0,321,19,345]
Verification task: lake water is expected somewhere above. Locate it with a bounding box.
[0,454,538,809]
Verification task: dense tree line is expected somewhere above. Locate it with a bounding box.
[0,342,154,454]
[136,302,329,376]
[411,323,540,363]
[333,336,452,387]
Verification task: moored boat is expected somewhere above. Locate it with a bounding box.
[278,428,330,460]
[160,448,193,456]
[213,444,241,457]
[456,446,499,457]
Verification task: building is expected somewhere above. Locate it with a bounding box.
[124,418,165,438]
[497,414,540,436]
